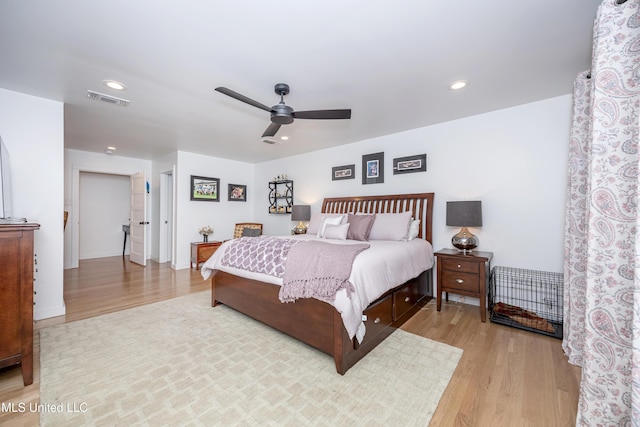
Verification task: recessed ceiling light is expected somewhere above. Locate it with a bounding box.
[449,80,468,90]
[103,80,126,91]
[280,136,289,140]
[105,146,116,154]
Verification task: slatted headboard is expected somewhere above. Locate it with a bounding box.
[321,192,434,243]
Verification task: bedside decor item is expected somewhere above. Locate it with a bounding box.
[446,200,482,253]
[332,164,355,181]
[362,152,384,185]
[291,205,311,234]
[190,176,220,202]
[228,184,247,202]
[393,154,426,174]
[199,225,213,242]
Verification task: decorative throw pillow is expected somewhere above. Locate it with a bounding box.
[322,223,350,240]
[368,211,412,241]
[407,219,421,240]
[317,216,343,238]
[307,213,344,235]
[346,213,376,241]
[241,227,261,237]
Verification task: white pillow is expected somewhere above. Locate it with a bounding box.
[322,223,350,240]
[368,211,413,241]
[317,216,343,238]
[408,219,421,240]
[307,213,345,235]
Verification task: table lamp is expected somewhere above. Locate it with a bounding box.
[446,201,482,253]
[291,205,311,234]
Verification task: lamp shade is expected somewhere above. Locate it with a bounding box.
[291,205,311,222]
[446,201,482,227]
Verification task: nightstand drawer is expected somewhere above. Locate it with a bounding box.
[441,270,480,293]
[199,245,219,260]
[441,258,479,274]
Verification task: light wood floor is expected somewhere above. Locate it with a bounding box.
[0,256,581,426]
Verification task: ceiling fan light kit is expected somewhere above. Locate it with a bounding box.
[215,83,351,138]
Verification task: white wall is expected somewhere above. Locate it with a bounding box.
[64,149,152,269]
[79,172,130,259]
[174,151,255,269]
[254,95,572,280]
[0,88,65,320]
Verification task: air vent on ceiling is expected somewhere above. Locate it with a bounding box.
[87,90,130,107]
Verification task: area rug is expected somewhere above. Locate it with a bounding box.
[40,291,462,426]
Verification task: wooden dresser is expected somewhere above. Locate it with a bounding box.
[0,223,39,386]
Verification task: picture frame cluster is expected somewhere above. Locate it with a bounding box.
[190,175,247,202]
[331,152,427,185]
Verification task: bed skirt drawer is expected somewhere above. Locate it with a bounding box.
[393,281,419,321]
[362,295,393,344]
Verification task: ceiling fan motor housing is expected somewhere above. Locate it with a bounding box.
[271,104,294,124]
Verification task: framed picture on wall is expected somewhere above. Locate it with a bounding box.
[228,184,247,201]
[362,152,384,185]
[190,175,220,202]
[393,154,426,175]
[332,164,355,181]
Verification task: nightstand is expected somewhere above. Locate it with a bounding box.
[190,241,222,270]
[435,248,493,322]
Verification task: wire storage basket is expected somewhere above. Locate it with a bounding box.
[489,266,563,339]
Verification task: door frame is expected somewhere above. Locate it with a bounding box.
[70,165,146,269]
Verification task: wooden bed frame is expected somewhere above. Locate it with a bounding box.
[211,192,435,374]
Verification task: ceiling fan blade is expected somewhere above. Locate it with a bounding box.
[215,87,272,112]
[262,122,281,138]
[292,109,351,120]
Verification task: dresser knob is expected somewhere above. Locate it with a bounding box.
[404,296,411,302]
[457,264,461,268]
[456,279,464,284]
[374,317,381,324]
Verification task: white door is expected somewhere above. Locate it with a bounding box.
[129,172,147,266]
[159,171,173,264]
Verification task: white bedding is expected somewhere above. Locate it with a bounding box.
[201,235,434,342]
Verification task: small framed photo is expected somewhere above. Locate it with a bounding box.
[393,154,427,175]
[190,176,220,202]
[332,164,355,181]
[362,152,384,185]
[228,184,247,202]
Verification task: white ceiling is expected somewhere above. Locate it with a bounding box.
[0,1,601,163]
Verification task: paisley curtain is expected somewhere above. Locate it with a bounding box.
[563,0,640,425]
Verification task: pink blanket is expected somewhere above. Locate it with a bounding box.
[279,240,370,303]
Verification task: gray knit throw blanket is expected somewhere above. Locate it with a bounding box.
[280,241,370,303]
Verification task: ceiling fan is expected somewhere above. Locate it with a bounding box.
[215,83,351,138]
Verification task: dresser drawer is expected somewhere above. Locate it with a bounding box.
[441,270,480,293]
[362,295,393,344]
[393,281,419,321]
[441,258,479,274]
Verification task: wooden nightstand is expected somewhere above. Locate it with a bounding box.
[435,248,493,322]
[190,241,222,270]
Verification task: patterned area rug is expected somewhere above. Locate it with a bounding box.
[40,291,462,426]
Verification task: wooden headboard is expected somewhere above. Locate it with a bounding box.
[321,192,434,243]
